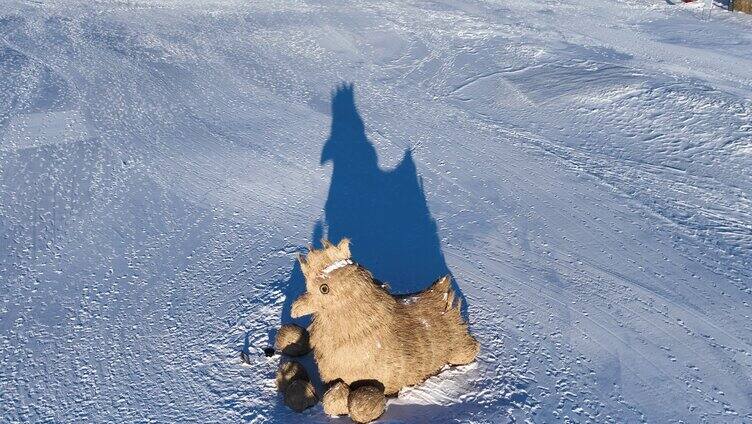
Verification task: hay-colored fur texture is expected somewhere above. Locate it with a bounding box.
[292,238,479,395]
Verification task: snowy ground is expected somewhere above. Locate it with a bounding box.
[2,0,751,422]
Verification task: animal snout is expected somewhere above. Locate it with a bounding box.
[291,293,314,318]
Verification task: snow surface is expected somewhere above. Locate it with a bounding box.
[2,0,751,422]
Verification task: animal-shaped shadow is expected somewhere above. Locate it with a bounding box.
[280,83,464,326]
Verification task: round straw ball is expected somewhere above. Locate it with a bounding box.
[284,379,317,412]
[322,380,350,416]
[275,361,308,392]
[275,324,311,357]
[348,384,386,423]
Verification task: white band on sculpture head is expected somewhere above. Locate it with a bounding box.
[321,259,353,277]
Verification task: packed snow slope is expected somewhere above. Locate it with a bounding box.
[2,0,752,422]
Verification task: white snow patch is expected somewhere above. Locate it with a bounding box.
[2,110,89,151]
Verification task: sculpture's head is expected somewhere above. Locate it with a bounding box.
[291,238,383,319]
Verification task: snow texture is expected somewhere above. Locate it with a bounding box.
[1,0,751,423]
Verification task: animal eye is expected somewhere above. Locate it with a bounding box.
[319,284,329,294]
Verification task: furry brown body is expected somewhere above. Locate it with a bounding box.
[292,239,479,395]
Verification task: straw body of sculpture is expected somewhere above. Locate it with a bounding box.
[291,238,479,395]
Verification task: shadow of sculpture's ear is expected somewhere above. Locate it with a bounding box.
[321,83,368,166]
[297,253,308,276]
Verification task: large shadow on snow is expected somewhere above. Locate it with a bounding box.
[278,82,466,337]
[319,83,452,290]
[265,83,478,419]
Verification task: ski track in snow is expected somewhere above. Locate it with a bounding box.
[1,0,751,423]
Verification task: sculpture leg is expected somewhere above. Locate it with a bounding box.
[347,380,386,423]
[322,379,350,416]
[448,335,480,365]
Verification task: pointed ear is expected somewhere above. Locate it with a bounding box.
[297,253,308,274]
[337,238,351,258]
[322,239,333,248]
